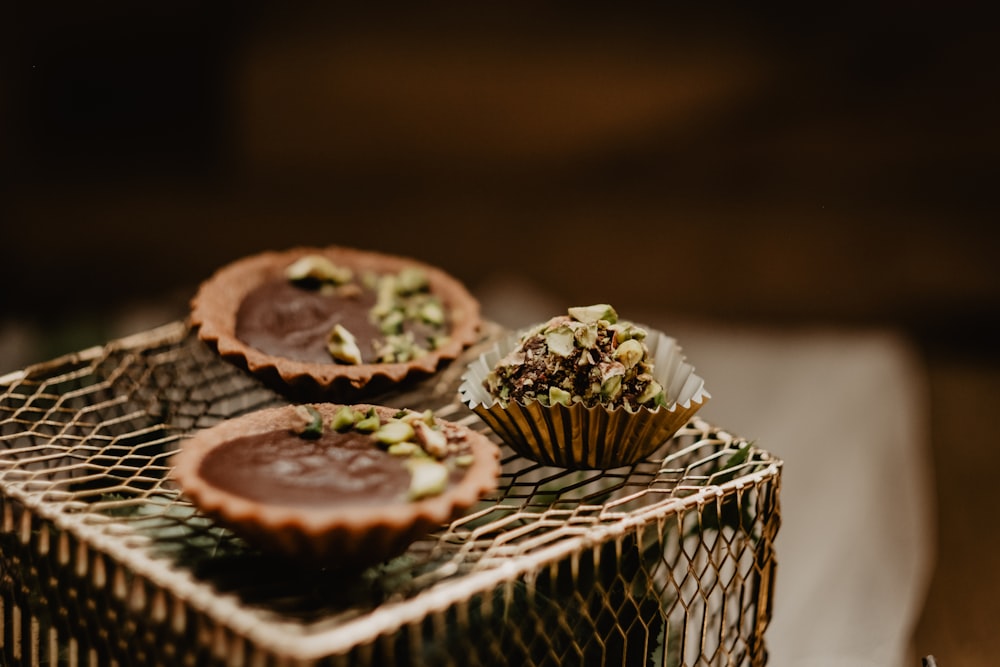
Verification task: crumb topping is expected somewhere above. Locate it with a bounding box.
[484,304,668,412]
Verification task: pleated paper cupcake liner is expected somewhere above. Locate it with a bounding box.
[459,327,710,469]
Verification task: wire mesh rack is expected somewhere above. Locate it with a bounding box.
[0,321,782,667]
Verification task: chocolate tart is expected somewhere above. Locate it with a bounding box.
[190,246,482,400]
[171,403,502,567]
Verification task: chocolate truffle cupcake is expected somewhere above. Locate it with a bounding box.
[171,403,501,567]
[459,305,710,469]
[190,246,481,399]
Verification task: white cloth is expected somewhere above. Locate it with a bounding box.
[477,279,935,667]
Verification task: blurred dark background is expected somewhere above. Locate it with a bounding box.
[2,3,999,664]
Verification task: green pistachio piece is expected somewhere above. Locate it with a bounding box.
[611,323,647,343]
[400,408,435,427]
[574,323,599,349]
[427,334,450,351]
[600,374,623,402]
[548,386,572,407]
[568,304,618,325]
[419,299,445,325]
[388,442,421,457]
[598,360,625,380]
[374,332,426,364]
[614,339,645,369]
[372,277,398,318]
[286,255,353,285]
[637,379,665,406]
[396,267,429,295]
[411,419,448,458]
[290,405,324,439]
[545,326,576,357]
[379,309,405,335]
[328,324,363,365]
[330,405,357,432]
[354,408,381,433]
[453,454,475,467]
[406,459,449,500]
[375,420,416,446]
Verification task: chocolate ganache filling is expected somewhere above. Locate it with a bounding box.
[198,428,465,507]
[234,261,449,365]
[236,280,382,364]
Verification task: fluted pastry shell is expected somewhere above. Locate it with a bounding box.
[190,246,482,401]
[171,403,501,567]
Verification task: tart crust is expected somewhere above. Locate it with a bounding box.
[171,403,502,567]
[190,246,482,400]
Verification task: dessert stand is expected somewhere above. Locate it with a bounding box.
[0,321,782,666]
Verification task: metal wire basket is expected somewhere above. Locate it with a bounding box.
[0,321,782,666]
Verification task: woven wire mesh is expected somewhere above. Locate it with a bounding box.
[0,321,782,666]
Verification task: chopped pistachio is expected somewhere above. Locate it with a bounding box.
[371,278,398,318]
[374,332,426,364]
[379,309,405,335]
[396,267,429,294]
[545,326,576,357]
[328,324,363,364]
[453,454,475,467]
[290,405,324,439]
[419,299,445,325]
[406,459,449,500]
[427,334,450,351]
[614,339,644,369]
[411,419,448,458]
[568,304,618,325]
[375,420,416,446]
[354,408,381,433]
[549,386,572,407]
[574,323,599,349]
[598,361,626,383]
[387,442,421,457]
[637,379,665,405]
[612,323,647,343]
[286,255,353,285]
[600,374,623,402]
[330,405,357,432]
[484,303,671,410]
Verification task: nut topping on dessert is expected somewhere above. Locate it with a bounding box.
[281,404,475,502]
[483,304,668,412]
[233,255,454,367]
